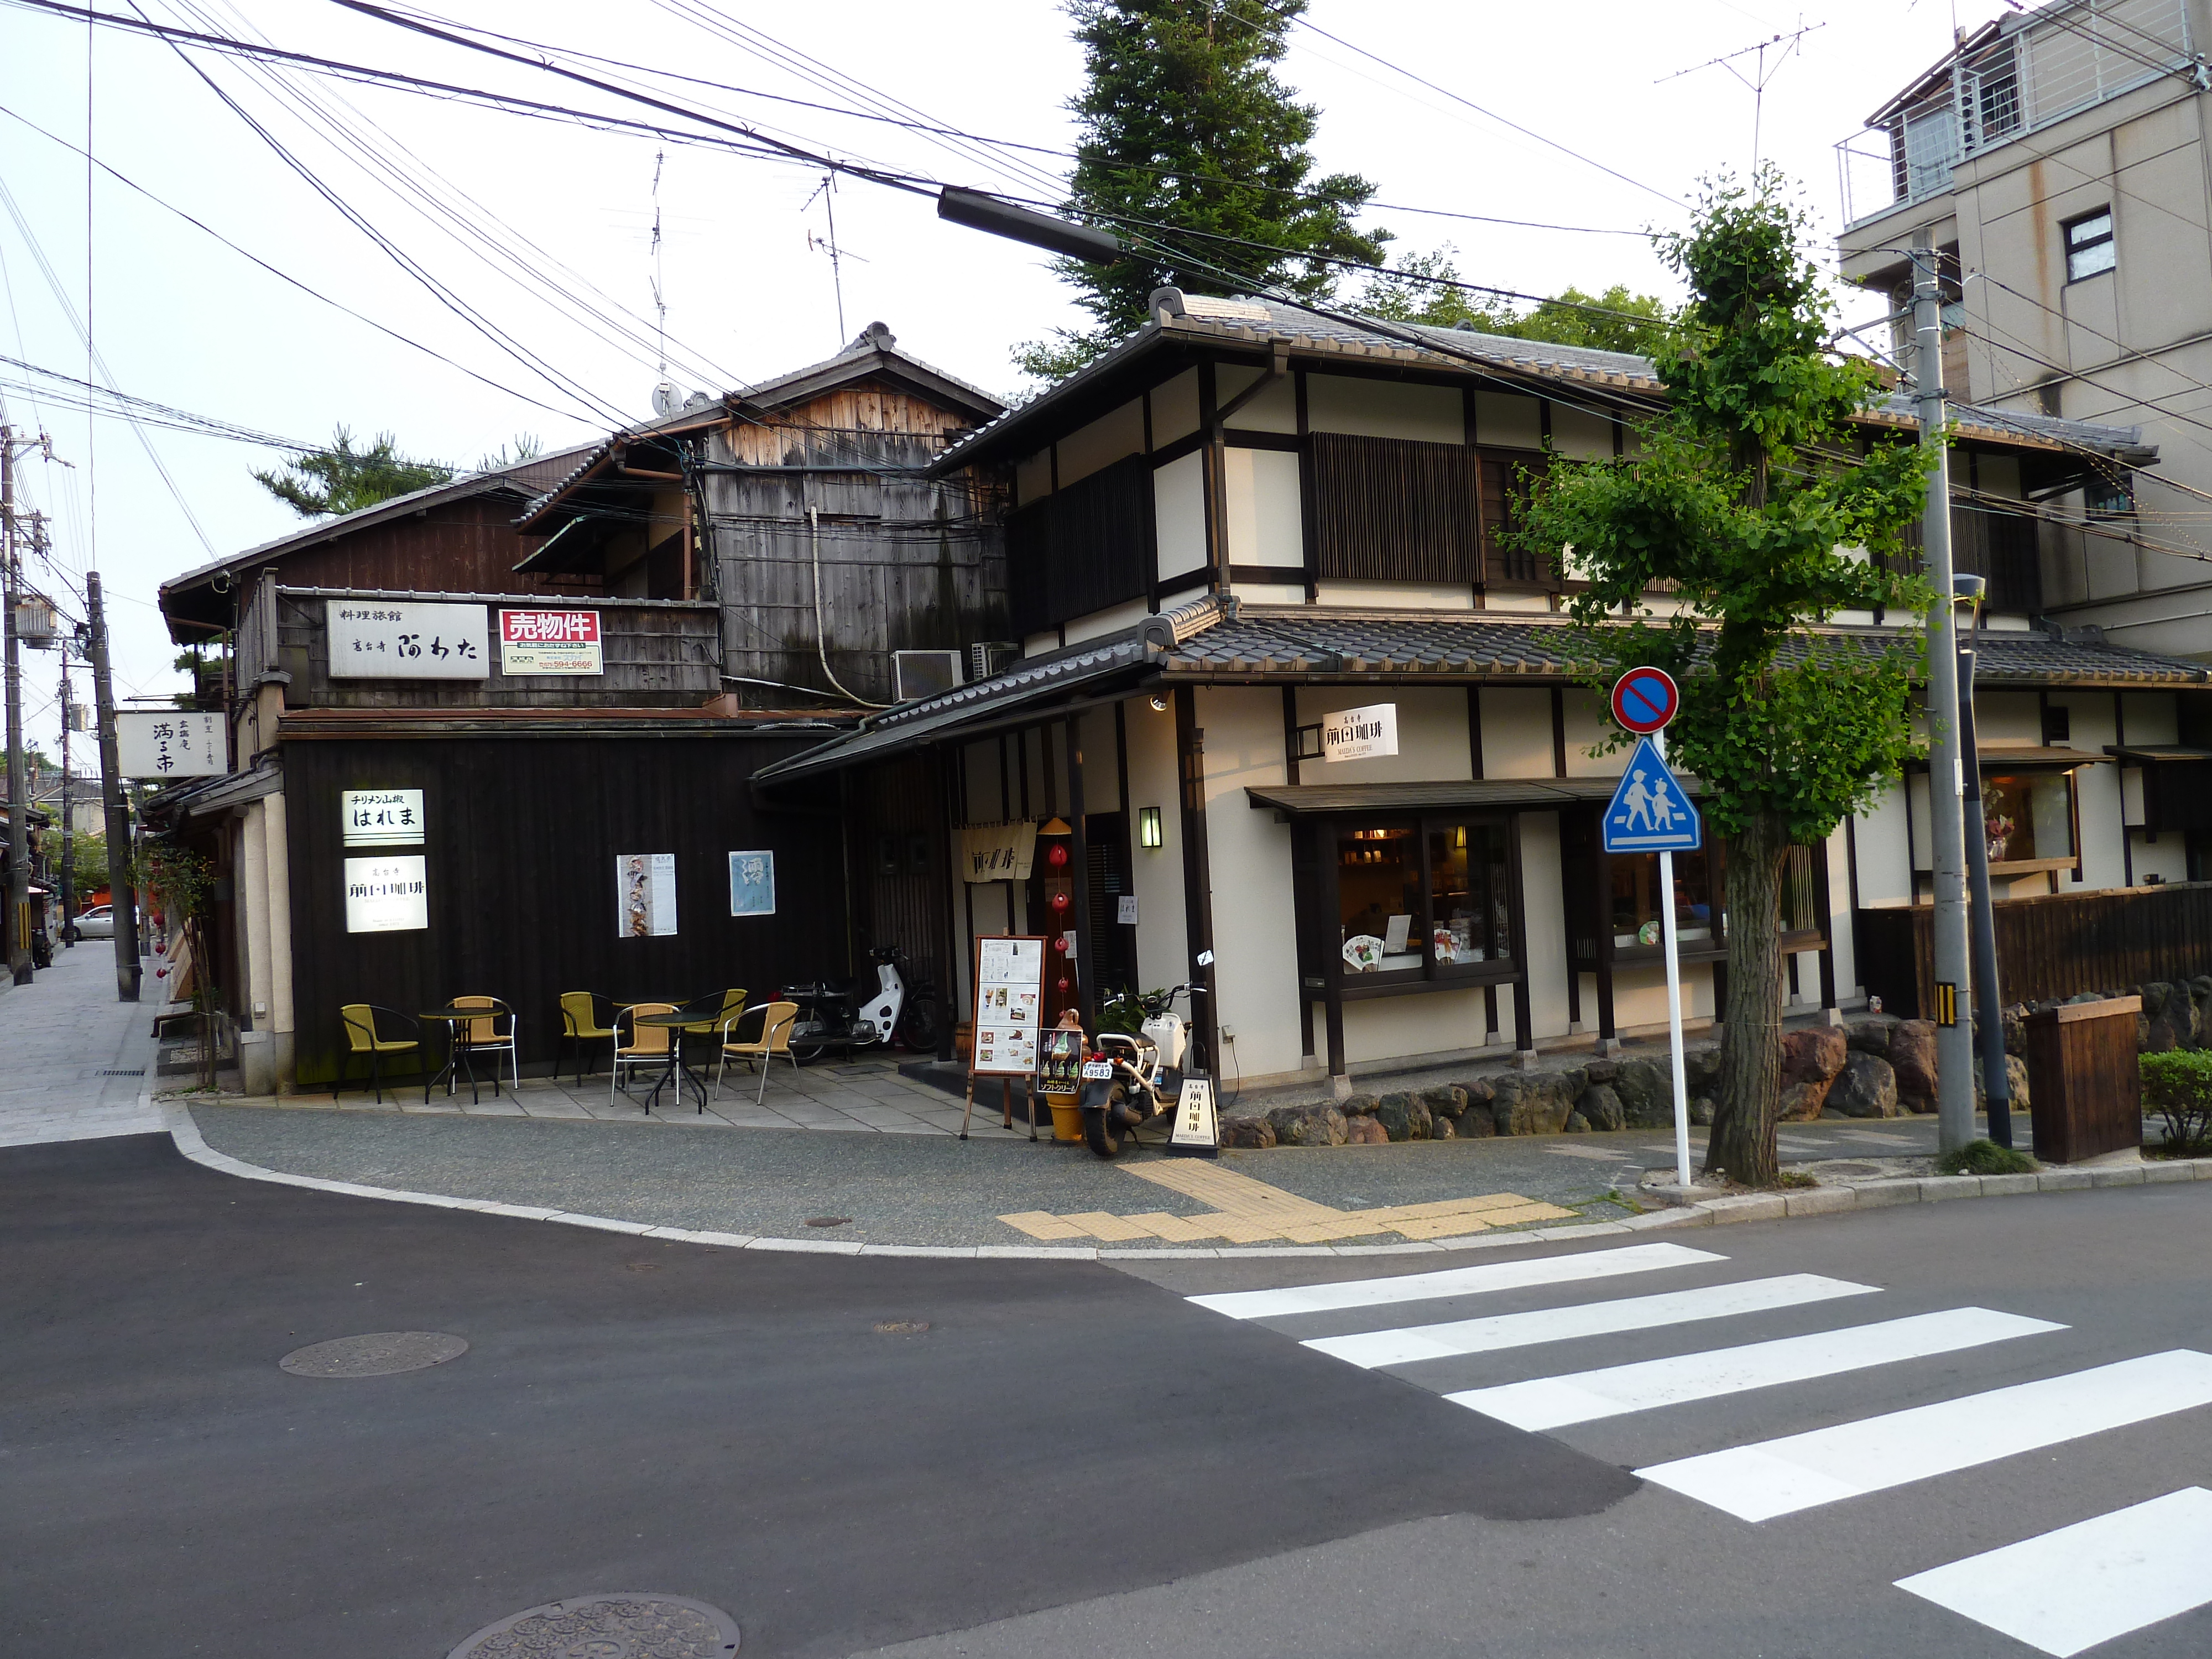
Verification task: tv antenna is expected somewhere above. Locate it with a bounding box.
[1658,20,1825,168]
[802,173,867,345]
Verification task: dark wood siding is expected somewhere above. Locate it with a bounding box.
[1310,432,1483,583]
[1005,453,1156,635]
[282,731,847,1084]
[1855,880,2212,1017]
[846,753,952,1004]
[259,492,591,599]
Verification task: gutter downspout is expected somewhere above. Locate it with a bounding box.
[809,504,891,709]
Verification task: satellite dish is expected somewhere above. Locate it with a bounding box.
[650,380,678,416]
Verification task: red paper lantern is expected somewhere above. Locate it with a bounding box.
[1052,934,1069,952]
[1056,977,1070,991]
[1049,890,1071,912]
[1045,843,1070,868]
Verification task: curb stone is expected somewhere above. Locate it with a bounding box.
[1631,1150,2212,1224]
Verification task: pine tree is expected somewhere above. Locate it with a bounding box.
[1016,0,1389,381]
[252,426,453,519]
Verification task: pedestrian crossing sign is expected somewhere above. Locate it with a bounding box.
[1603,736,1701,853]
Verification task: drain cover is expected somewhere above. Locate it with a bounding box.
[280,1331,469,1378]
[447,1594,739,1658]
[874,1320,930,1334]
[803,1216,852,1228]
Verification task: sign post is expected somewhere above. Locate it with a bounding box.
[1606,669,1700,1190]
[962,935,1045,1141]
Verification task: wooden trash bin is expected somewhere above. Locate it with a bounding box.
[2024,996,2142,1164]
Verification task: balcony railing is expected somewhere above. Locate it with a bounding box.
[1838,0,2196,229]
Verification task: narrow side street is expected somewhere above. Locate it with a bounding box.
[0,941,159,1147]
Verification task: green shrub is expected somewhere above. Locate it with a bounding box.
[1936,1139,2038,1176]
[2142,1051,2212,1154]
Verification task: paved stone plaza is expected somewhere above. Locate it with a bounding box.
[0,942,161,1147]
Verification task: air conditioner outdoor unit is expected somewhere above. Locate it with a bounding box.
[893,649,964,702]
[969,641,1020,682]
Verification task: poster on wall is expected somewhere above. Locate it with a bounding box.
[497,608,603,675]
[342,789,424,847]
[618,853,677,938]
[970,935,1045,1077]
[959,820,1039,883]
[116,710,225,778]
[326,599,491,680]
[728,851,776,917]
[345,855,428,933]
[1322,702,1398,763]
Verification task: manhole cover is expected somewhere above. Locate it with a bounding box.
[280,1331,469,1378]
[448,1594,739,1658]
[804,1216,852,1228]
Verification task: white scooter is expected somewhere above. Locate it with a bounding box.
[1081,984,1203,1158]
[784,945,940,1062]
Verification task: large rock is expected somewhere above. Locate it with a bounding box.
[1611,1057,1672,1128]
[1973,1052,2032,1112]
[1689,1096,1715,1126]
[1888,1020,1938,1110]
[1778,1082,1829,1123]
[1574,1083,1626,1132]
[1451,1098,1495,1138]
[1422,1085,1468,1121]
[1219,1114,1275,1149]
[1374,1092,1433,1142]
[1339,1093,1380,1118]
[1684,1046,1723,1098]
[1846,1020,1895,1056]
[1342,1115,1389,1146]
[1267,1104,1348,1147]
[1431,1114,1456,1140]
[1828,1051,1901,1118]
[2145,981,2198,1053]
[1489,1072,1577,1136]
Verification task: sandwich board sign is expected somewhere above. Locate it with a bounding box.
[1602,735,1701,854]
[1168,1077,1220,1158]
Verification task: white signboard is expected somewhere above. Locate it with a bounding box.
[1170,1077,1220,1155]
[618,853,677,938]
[116,710,225,779]
[327,600,490,680]
[972,935,1045,1077]
[345,854,427,933]
[1322,702,1399,763]
[1117,894,1139,925]
[498,607,603,675]
[342,789,424,847]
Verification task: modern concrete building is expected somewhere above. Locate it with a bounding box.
[1836,0,2212,661]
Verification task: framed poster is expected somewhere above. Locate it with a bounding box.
[970,935,1045,1077]
[728,851,775,917]
[327,600,490,680]
[116,711,225,778]
[345,855,427,933]
[342,789,423,847]
[617,853,676,938]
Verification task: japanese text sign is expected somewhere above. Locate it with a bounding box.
[342,789,424,847]
[497,608,603,676]
[116,710,225,778]
[326,601,490,680]
[345,854,428,933]
[1321,702,1398,763]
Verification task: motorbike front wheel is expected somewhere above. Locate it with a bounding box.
[1081,1105,1126,1159]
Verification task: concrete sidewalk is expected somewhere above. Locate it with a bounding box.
[0,941,161,1147]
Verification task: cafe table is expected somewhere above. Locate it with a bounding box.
[418,1005,501,1105]
[631,1008,711,1115]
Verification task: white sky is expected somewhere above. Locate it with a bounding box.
[0,0,2012,757]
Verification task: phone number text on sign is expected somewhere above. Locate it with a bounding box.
[498,608,604,676]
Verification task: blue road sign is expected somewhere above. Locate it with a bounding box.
[1603,735,1702,853]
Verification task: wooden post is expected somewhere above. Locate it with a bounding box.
[1066,713,1093,1031]
[1507,810,1536,1061]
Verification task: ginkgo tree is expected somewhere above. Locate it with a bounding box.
[1515,171,1938,1188]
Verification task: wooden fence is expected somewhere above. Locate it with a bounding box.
[1855,881,2212,1018]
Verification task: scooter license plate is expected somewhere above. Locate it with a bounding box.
[1080,1061,1114,1081]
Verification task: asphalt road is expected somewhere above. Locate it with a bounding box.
[9,1133,2211,1658]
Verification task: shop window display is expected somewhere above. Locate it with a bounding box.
[1611,849,1715,951]
[1980,771,2074,867]
[1426,822,1512,967]
[1338,824,1422,974]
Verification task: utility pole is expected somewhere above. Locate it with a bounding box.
[58,641,74,946]
[1911,241,1975,1152]
[86,571,138,1001]
[2,425,30,985]
[1955,575,2013,1149]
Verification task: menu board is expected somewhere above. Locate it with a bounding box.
[971,935,1045,1077]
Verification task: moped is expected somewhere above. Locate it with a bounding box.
[1077,983,1203,1158]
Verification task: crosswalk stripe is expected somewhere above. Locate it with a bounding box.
[1639,1349,2212,1522]
[1187,1241,1724,1322]
[1300,1273,1879,1370]
[1446,1307,2065,1431]
[1896,1486,2212,1657]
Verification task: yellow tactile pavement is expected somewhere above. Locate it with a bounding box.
[997,1160,1577,1244]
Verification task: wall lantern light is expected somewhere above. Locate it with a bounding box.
[1138,806,1164,849]
[1148,693,1170,713]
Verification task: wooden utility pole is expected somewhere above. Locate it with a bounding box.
[2,425,30,984]
[57,643,75,946]
[86,571,139,1000]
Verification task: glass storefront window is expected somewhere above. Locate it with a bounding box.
[1981,773,2074,864]
[1427,822,1512,967]
[1338,824,1422,973]
[1611,849,1714,949]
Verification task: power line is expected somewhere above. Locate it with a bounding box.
[0,353,320,448]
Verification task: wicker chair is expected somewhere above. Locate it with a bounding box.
[338,1004,421,1104]
[717,1000,800,1106]
[559,992,620,1084]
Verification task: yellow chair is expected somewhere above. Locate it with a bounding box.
[559,992,620,1084]
[718,1000,800,1105]
[682,988,747,1042]
[339,1004,421,1104]
[450,995,518,1101]
[612,1001,677,1110]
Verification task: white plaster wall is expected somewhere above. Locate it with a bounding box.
[1483,593,1554,613]
[1216,365,1299,434]
[2049,690,2126,891]
[1312,581,1474,609]
[1608,958,1717,1029]
[1015,450,1051,505]
[1196,687,1305,1078]
[1471,392,1542,448]
[1293,686,1472,785]
[1079,705,1122,813]
[1855,782,1914,907]
[1343,988,1492,1066]
[1056,400,1146,487]
[2121,691,2181,745]
[2135,830,2191,884]
[1481,687,1556,778]
[1228,582,1307,605]
[1023,629,1060,658]
[1150,370,1200,446]
[1559,688,1615,776]
[1976,691,2043,744]
[1551,406,1613,460]
[1825,827,1860,999]
[1223,448,1303,566]
[1154,452,1208,581]
[1065,599,1149,644]
[1306,374,1463,442]
[1519,811,1571,1041]
[1122,696,1190,994]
